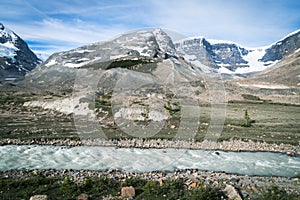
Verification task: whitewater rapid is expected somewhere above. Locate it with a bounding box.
[0,145,299,177]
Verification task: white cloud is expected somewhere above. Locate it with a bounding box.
[8,18,130,58]
[1,0,299,59]
[143,0,300,47]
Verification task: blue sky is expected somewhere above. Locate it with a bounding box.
[1,0,299,59]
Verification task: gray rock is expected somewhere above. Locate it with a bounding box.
[77,193,90,200]
[29,195,48,200]
[230,175,240,183]
[224,184,242,200]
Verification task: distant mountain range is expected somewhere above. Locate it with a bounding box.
[0,23,41,82]
[175,30,300,74]
[1,22,299,84]
[40,28,300,76]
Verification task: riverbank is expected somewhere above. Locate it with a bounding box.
[1,168,299,199]
[1,138,299,155]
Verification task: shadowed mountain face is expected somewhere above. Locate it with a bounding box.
[0,23,41,82]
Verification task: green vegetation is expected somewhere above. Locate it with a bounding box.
[241,94,261,101]
[1,174,298,200]
[82,58,157,73]
[0,94,31,104]
[136,179,227,200]
[0,174,60,199]
[0,175,227,200]
[257,186,299,200]
[106,59,153,70]
[241,109,252,127]
[164,101,180,116]
[0,174,120,200]
[0,91,299,145]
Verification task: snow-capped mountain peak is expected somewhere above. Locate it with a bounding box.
[0,22,41,82]
[0,23,19,61]
[44,29,178,69]
[175,30,300,74]
[152,28,176,56]
[0,23,18,41]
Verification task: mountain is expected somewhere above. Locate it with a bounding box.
[23,28,300,94]
[42,28,177,69]
[25,28,202,88]
[23,29,212,133]
[0,22,41,82]
[175,30,300,74]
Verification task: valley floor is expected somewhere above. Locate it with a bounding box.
[0,89,299,199]
[1,90,299,152]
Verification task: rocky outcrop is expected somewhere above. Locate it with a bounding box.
[224,184,243,200]
[76,193,90,200]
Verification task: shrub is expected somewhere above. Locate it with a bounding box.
[60,176,78,197]
[184,185,228,200]
[241,109,252,127]
[257,186,299,200]
[242,94,261,101]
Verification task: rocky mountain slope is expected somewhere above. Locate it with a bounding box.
[23,29,212,135]
[238,47,300,87]
[25,29,201,88]
[175,30,300,74]
[0,22,41,82]
[23,28,300,106]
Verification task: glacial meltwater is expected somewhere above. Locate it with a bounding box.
[0,145,299,177]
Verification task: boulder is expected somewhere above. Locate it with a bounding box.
[224,184,242,200]
[158,178,164,186]
[121,186,135,199]
[29,195,48,200]
[77,193,90,200]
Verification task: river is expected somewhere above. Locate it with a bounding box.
[0,145,299,177]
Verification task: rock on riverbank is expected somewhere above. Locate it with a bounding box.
[0,138,299,155]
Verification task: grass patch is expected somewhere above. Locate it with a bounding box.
[0,95,30,105]
[1,173,299,199]
[257,186,299,200]
[0,174,227,200]
[81,58,157,73]
[241,94,261,101]
[0,96,299,145]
